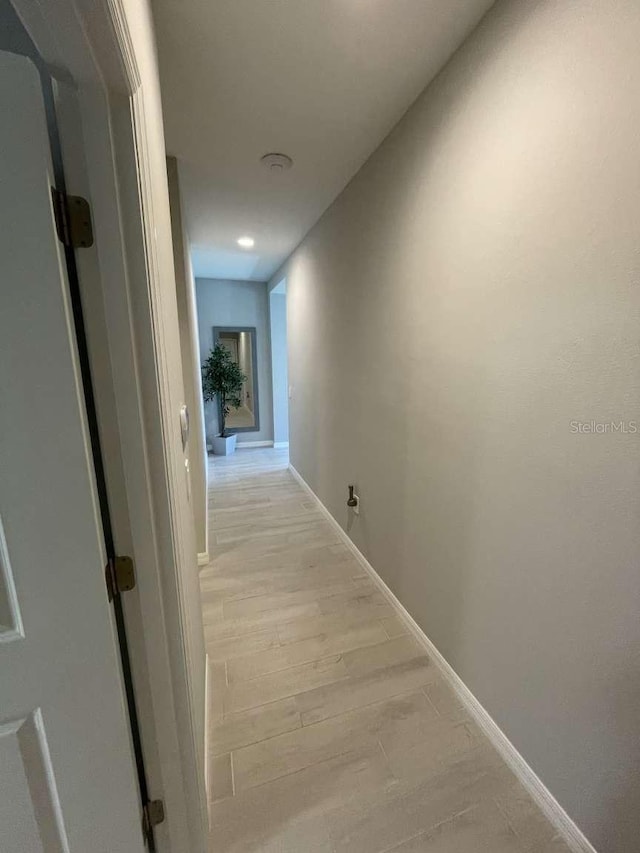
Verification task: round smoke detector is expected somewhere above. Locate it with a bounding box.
[260,152,293,173]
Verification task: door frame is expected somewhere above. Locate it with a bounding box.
[10,2,208,851]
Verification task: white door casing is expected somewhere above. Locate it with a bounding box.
[0,50,144,853]
[7,1,210,848]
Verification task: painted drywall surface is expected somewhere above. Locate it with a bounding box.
[167,156,208,556]
[195,278,274,443]
[269,291,289,444]
[270,1,640,849]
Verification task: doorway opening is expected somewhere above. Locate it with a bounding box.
[269,278,289,449]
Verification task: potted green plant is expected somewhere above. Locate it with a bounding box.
[202,343,247,455]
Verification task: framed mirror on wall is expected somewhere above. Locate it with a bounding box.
[213,326,260,432]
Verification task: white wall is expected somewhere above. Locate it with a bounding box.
[196,278,273,444]
[269,289,289,444]
[270,1,640,850]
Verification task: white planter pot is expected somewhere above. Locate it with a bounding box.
[211,433,237,456]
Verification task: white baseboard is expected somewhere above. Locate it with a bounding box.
[236,440,274,448]
[274,441,289,449]
[197,551,209,567]
[288,464,598,853]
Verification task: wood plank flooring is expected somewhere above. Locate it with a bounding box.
[202,448,570,853]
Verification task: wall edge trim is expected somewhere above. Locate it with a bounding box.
[197,552,209,567]
[288,463,599,853]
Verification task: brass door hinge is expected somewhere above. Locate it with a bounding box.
[51,187,94,248]
[105,555,136,602]
[142,799,165,838]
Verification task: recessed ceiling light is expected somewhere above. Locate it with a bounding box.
[260,153,293,172]
[237,236,254,249]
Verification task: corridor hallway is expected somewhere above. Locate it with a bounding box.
[201,449,569,853]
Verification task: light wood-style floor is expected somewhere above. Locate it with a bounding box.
[202,448,570,853]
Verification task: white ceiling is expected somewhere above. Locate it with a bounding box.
[153,0,494,282]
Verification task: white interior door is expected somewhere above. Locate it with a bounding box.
[0,51,144,852]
